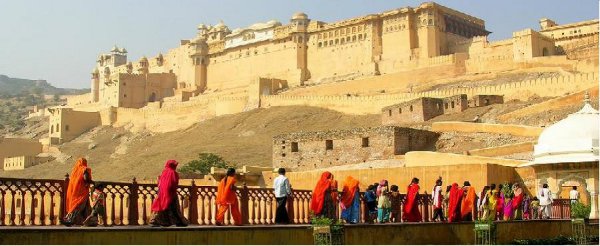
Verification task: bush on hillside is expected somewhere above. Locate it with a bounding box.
[179,153,231,175]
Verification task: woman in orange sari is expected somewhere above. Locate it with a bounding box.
[402,177,422,222]
[216,168,242,226]
[460,181,476,221]
[310,171,335,219]
[340,176,360,224]
[62,158,93,226]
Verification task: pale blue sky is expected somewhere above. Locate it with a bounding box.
[0,0,597,89]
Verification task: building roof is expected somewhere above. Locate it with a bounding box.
[292,12,308,20]
[522,93,599,166]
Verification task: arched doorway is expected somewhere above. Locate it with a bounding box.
[542,47,549,56]
[557,176,590,205]
[148,92,156,102]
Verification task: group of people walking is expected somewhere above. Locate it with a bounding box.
[60,158,564,227]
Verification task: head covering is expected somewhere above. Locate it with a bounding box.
[217,167,238,206]
[310,172,333,215]
[66,158,92,213]
[461,185,476,218]
[447,183,463,222]
[376,179,388,196]
[151,160,180,212]
[340,176,360,208]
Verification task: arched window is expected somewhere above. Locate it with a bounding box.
[51,125,54,134]
[56,123,60,132]
[451,101,455,108]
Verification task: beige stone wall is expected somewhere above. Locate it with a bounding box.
[431,122,543,137]
[3,156,37,170]
[404,151,526,168]
[466,142,534,157]
[539,19,599,47]
[0,138,42,170]
[273,127,439,171]
[48,108,101,143]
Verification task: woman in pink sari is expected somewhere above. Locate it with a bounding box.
[150,160,188,227]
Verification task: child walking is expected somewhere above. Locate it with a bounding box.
[83,182,107,227]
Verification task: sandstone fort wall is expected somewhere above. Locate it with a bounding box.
[261,72,598,114]
[431,122,543,137]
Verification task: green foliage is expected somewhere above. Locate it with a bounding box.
[511,235,575,245]
[178,153,231,175]
[501,182,514,198]
[571,201,591,219]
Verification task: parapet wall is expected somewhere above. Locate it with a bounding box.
[261,72,598,114]
[431,122,543,137]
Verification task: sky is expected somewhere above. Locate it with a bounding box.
[0,0,597,89]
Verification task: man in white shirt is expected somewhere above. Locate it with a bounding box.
[537,184,553,219]
[273,168,291,224]
[569,186,580,204]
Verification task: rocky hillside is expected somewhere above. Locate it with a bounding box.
[0,74,87,96]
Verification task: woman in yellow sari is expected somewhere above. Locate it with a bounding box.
[485,184,498,220]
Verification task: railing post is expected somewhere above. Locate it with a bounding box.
[287,187,294,223]
[60,173,69,220]
[240,183,249,225]
[422,193,430,222]
[128,177,139,225]
[188,180,199,225]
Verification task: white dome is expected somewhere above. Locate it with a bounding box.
[525,95,599,166]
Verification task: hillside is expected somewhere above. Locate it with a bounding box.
[0,74,87,96]
[0,106,381,181]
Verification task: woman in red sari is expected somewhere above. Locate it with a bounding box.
[330,174,339,217]
[150,160,188,227]
[216,168,242,226]
[402,177,421,222]
[310,171,336,219]
[447,183,463,223]
[62,158,93,226]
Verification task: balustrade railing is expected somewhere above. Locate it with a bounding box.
[0,176,574,226]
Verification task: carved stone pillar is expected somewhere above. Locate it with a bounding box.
[589,191,598,219]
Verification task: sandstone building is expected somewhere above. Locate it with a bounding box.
[273,126,439,171]
[381,94,502,124]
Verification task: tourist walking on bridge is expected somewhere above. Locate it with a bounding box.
[376,180,391,223]
[403,178,422,222]
[216,168,242,226]
[61,158,93,226]
[477,186,490,220]
[389,185,401,222]
[150,160,188,227]
[460,181,476,221]
[538,183,553,219]
[340,176,360,224]
[273,168,291,224]
[310,171,336,219]
[431,177,445,222]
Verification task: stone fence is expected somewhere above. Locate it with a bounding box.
[0,176,573,226]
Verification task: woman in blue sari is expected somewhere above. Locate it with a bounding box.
[340,176,360,224]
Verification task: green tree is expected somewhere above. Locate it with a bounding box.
[53,94,60,102]
[179,153,231,175]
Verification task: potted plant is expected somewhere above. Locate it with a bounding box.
[474,218,496,245]
[310,215,344,245]
[571,201,591,221]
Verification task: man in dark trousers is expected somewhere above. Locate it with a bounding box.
[273,168,291,224]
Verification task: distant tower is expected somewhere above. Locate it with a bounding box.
[109,45,128,66]
[138,56,149,74]
[189,37,208,92]
[539,18,558,31]
[91,67,100,102]
[290,12,310,84]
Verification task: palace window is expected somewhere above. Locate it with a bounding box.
[291,142,299,152]
[318,42,322,47]
[352,27,356,33]
[388,109,392,116]
[410,105,413,112]
[358,34,363,40]
[325,140,333,150]
[399,108,402,114]
[65,125,69,131]
[451,101,455,108]
[362,137,369,147]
